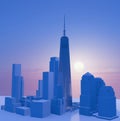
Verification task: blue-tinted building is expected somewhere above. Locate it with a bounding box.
[12,64,24,101]
[80,72,97,115]
[42,72,54,100]
[80,72,117,120]
[95,77,105,110]
[5,97,21,113]
[51,98,65,115]
[36,80,43,98]
[98,86,117,119]
[49,57,59,98]
[16,107,30,116]
[30,100,50,118]
[58,18,72,109]
[4,64,24,113]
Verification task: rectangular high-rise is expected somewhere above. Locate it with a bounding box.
[49,57,59,98]
[36,80,43,98]
[42,72,54,100]
[12,64,24,101]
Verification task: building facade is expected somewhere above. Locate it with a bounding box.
[58,19,72,109]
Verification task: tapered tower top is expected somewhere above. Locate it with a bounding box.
[63,15,66,36]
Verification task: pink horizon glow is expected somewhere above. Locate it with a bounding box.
[0,70,120,98]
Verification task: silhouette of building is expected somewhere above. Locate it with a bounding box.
[11,64,24,101]
[30,100,50,118]
[79,72,118,120]
[42,72,54,100]
[5,97,21,112]
[95,77,105,110]
[49,57,59,98]
[16,106,30,116]
[51,98,65,115]
[79,72,97,115]
[3,64,24,113]
[36,80,43,98]
[98,86,117,119]
[58,17,72,110]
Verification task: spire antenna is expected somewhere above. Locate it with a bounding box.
[63,15,66,36]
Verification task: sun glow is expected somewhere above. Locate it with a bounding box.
[73,62,84,72]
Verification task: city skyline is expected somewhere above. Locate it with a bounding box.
[0,0,120,98]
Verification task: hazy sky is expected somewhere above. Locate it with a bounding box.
[0,0,120,97]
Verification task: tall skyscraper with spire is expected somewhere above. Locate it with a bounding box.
[58,17,72,109]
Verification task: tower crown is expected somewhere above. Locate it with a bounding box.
[63,16,66,36]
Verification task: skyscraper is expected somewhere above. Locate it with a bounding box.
[49,57,59,98]
[12,64,24,101]
[42,72,54,100]
[58,17,72,109]
[36,80,43,98]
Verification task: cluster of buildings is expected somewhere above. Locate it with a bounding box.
[80,72,118,120]
[1,21,118,120]
[1,21,72,117]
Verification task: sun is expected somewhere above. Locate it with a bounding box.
[73,62,84,72]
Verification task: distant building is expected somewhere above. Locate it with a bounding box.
[98,86,117,119]
[42,72,54,100]
[11,64,24,101]
[51,98,65,115]
[4,64,24,113]
[58,17,72,109]
[79,72,117,120]
[95,77,105,110]
[36,80,43,98]
[5,97,21,112]
[49,57,59,98]
[30,100,50,118]
[79,72,97,115]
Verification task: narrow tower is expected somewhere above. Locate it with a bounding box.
[58,17,72,109]
[49,57,59,98]
[12,64,24,101]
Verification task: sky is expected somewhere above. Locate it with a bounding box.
[0,0,120,98]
